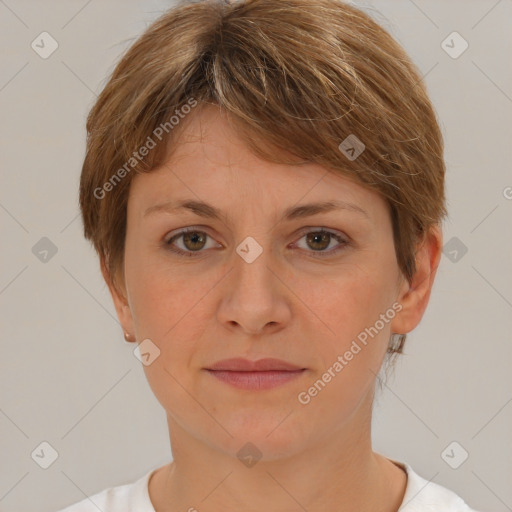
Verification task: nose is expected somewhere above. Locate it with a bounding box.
[217,242,292,336]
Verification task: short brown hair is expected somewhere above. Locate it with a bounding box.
[79,0,447,354]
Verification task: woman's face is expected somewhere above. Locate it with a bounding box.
[108,104,433,461]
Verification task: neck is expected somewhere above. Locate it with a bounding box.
[150,392,407,512]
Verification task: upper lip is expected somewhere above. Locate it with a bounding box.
[206,358,305,372]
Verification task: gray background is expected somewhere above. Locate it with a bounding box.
[0,1,511,511]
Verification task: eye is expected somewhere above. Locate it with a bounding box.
[165,228,220,257]
[164,227,349,258]
[293,228,348,257]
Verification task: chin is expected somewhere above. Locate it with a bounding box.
[215,412,312,462]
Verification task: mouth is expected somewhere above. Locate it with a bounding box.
[204,358,307,390]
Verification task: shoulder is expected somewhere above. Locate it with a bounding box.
[55,470,156,512]
[398,462,481,511]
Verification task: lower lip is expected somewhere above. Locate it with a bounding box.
[205,369,306,390]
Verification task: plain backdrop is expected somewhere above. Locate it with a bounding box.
[0,1,511,511]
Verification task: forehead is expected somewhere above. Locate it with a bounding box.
[128,104,386,220]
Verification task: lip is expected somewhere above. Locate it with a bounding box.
[204,358,307,390]
[206,357,305,372]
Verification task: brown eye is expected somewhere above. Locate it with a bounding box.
[295,229,348,257]
[306,231,331,251]
[166,228,219,256]
[181,231,207,251]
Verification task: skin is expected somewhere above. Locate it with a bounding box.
[103,104,442,512]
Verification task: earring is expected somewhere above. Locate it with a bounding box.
[124,332,135,342]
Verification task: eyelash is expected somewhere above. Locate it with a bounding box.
[164,227,349,258]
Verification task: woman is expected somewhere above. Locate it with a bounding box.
[58,0,479,510]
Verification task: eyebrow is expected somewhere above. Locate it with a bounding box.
[143,199,369,222]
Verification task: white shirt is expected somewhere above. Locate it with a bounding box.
[56,461,479,512]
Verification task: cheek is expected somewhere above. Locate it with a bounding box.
[303,262,395,395]
[127,264,175,336]
[307,265,390,340]
[295,271,393,420]
[125,241,196,332]
[125,252,225,370]
[129,268,203,340]
[125,258,212,413]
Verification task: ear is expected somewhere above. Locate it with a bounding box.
[100,256,136,342]
[390,225,443,335]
